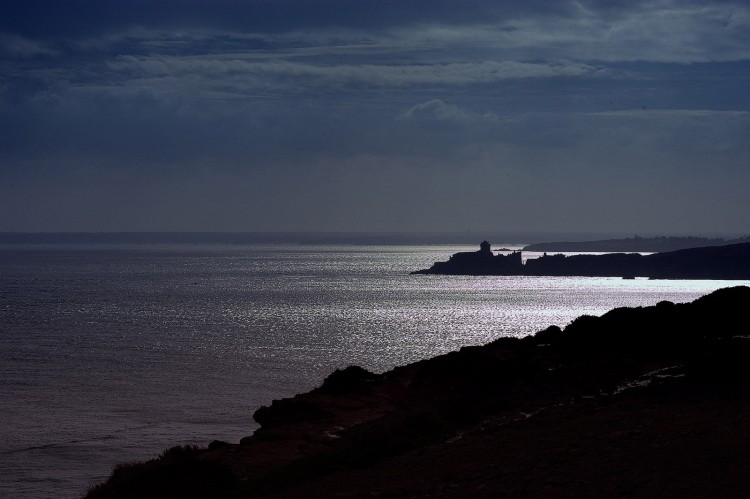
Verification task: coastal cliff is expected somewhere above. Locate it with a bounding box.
[412,241,750,279]
[87,286,750,498]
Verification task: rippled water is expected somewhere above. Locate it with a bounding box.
[1,243,746,498]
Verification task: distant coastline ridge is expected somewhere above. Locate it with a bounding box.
[412,241,750,279]
[523,235,750,253]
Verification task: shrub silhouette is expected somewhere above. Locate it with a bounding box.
[85,444,240,499]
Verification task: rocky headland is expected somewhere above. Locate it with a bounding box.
[413,241,750,279]
[86,286,750,498]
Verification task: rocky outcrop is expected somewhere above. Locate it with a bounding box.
[523,235,750,253]
[414,241,750,279]
[411,241,524,275]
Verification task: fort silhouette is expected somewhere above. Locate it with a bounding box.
[412,241,750,279]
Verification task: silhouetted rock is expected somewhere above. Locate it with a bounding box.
[252,398,334,429]
[411,241,524,275]
[413,241,750,279]
[319,365,376,395]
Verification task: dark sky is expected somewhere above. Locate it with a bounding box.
[1,0,749,234]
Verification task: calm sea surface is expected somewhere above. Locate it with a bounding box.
[1,243,747,498]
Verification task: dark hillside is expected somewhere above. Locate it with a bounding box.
[87,287,750,498]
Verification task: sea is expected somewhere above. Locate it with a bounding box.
[1,242,747,498]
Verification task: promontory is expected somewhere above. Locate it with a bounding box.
[412,240,750,279]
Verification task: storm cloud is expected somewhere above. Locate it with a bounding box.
[1,0,749,234]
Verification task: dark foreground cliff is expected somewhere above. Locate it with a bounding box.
[87,286,750,498]
[522,235,750,253]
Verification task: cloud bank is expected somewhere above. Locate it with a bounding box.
[1,0,749,234]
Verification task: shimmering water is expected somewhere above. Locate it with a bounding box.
[1,244,746,498]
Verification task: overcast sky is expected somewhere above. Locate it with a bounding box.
[1,0,748,234]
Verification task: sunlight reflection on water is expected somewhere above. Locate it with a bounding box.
[0,244,746,498]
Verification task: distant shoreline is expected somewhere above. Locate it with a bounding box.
[86,286,750,498]
[1,231,746,247]
[413,241,750,279]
